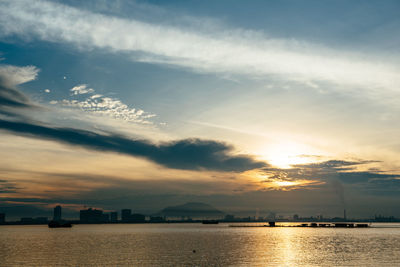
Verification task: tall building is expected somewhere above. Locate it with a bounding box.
[121,209,131,222]
[53,205,62,221]
[0,213,5,224]
[110,212,118,223]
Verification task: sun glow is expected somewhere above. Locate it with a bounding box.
[248,171,325,190]
[260,141,318,169]
[270,178,323,189]
[274,180,299,187]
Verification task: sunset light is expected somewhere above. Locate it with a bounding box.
[261,141,318,169]
[1,0,400,265]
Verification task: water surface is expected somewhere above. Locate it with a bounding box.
[1,223,399,266]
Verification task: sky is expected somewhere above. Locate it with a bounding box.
[0,0,400,219]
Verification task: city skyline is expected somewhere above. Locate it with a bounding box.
[1,203,399,224]
[1,0,400,219]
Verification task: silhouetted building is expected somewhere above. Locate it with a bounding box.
[131,213,145,223]
[149,216,165,223]
[110,212,118,223]
[35,217,49,224]
[0,213,5,224]
[374,215,396,222]
[103,213,110,222]
[267,212,276,221]
[224,214,235,221]
[80,208,109,223]
[121,209,132,222]
[20,217,34,224]
[120,209,145,223]
[53,205,62,221]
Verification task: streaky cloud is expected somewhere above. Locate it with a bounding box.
[0,0,399,95]
[0,119,266,172]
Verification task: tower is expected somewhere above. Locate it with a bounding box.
[54,205,62,221]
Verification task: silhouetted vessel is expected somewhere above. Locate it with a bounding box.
[48,221,72,228]
[202,220,219,224]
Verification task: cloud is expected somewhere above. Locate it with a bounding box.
[0,179,19,193]
[0,64,39,110]
[0,0,399,96]
[0,64,39,87]
[0,63,264,172]
[262,160,400,194]
[54,84,156,124]
[0,119,266,172]
[70,84,94,95]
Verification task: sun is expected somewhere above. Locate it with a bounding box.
[273,180,298,187]
[260,141,317,169]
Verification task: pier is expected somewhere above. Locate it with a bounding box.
[230,222,370,228]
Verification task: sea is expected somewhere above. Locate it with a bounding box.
[0,223,399,266]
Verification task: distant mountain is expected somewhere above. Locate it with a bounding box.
[156,202,224,218]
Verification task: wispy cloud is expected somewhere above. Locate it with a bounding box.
[51,84,155,124]
[0,0,399,97]
[0,64,39,111]
[70,84,94,95]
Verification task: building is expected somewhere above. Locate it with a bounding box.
[34,217,49,224]
[149,216,165,223]
[21,217,34,224]
[80,208,109,223]
[53,205,62,221]
[130,213,146,223]
[121,209,132,222]
[110,212,118,223]
[121,209,146,223]
[224,214,235,221]
[0,213,5,224]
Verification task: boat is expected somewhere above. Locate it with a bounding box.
[202,220,219,224]
[48,221,72,228]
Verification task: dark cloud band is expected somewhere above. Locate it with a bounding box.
[0,119,266,172]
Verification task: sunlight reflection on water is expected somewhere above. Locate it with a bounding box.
[0,223,399,266]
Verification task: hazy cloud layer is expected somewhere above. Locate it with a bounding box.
[0,179,19,193]
[0,0,399,96]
